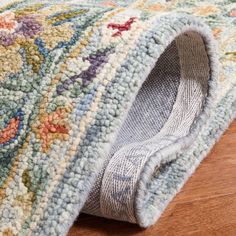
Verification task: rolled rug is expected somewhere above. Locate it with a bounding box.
[0,0,235,235]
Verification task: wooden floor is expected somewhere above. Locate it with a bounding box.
[69,119,236,236]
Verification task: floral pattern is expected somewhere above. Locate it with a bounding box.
[0,0,235,235]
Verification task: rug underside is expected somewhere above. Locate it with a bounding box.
[0,0,235,235]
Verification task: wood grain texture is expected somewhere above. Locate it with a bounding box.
[68,119,236,236]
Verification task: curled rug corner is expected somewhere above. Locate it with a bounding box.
[0,1,235,236]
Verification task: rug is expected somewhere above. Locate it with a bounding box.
[0,0,235,235]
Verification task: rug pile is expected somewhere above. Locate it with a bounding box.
[0,0,235,235]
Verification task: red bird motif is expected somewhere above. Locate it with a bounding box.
[107,17,137,37]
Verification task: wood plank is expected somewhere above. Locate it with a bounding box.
[68,119,236,236]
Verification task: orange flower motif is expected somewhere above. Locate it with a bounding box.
[212,27,223,39]
[102,1,117,7]
[0,12,18,33]
[193,5,221,16]
[34,108,69,152]
[0,117,20,144]
[229,9,236,17]
[146,4,165,11]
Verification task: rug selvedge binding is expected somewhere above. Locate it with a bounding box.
[0,0,235,235]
